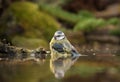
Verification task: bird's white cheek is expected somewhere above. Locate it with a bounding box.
[56,36,65,40]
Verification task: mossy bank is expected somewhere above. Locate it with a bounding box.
[0,2,61,49]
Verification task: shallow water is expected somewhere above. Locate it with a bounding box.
[0,55,120,82]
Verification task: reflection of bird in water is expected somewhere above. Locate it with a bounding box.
[50,57,79,79]
[50,31,81,61]
[49,31,81,79]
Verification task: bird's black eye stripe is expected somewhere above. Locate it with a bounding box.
[56,35,64,37]
[57,35,61,37]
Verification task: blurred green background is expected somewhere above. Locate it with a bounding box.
[0,0,120,82]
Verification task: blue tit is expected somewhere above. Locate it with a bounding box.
[50,31,81,60]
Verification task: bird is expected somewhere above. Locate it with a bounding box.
[50,31,81,60]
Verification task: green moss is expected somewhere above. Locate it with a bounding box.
[107,18,120,25]
[78,10,94,18]
[12,36,48,49]
[74,18,106,32]
[0,2,60,41]
[39,5,120,32]
[108,18,120,36]
[40,4,80,23]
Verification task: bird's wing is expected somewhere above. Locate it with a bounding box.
[63,41,81,58]
[71,46,81,56]
[70,46,81,60]
[52,40,81,58]
[52,43,64,53]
